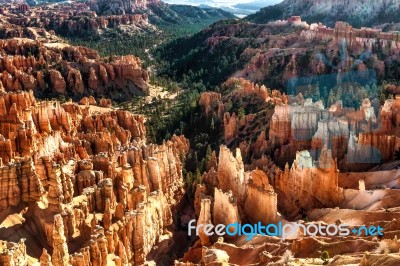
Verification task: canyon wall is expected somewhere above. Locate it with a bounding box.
[1,2,149,37]
[193,145,278,237]
[0,38,149,100]
[274,148,343,218]
[94,0,160,15]
[0,90,189,265]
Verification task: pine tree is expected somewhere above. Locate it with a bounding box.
[225,100,233,112]
[238,107,246,120]
[203,145,212,172]
[179,121,186,135]
[195,167,201,184]
[186,172,193,187]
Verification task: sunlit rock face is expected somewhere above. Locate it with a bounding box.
[264,94,400,169]
[184,73,400,265]
[0,2,150,37]
[95,0,160,15]
[274,149,343,218]
[193,145,278,239]
[0,87,189,265]
[0,38,149,100]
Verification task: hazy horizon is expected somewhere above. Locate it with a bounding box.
[163,0,282,9]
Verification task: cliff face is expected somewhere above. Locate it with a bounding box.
[192,75,400,265]
[244,170,277,224]
[0,239,27,265]
[0,38,149,100]
[199,77,400,171]
[1,0,234,40]
[0,90,189,265]
[193,145,278,237]
[166,17,400,94]
[199,78,286,162]
[1,2,149,37]
[247,0,400,27]
[211,86,391,171]
[275,149,343,218]
[0,5,151,102]
[200,78,396,170]
[94,0,160,15]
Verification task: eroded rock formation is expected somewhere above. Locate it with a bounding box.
[187,74,400,265]
[0,2,149,38]
[0,37,149,100]
[0,90,189,265]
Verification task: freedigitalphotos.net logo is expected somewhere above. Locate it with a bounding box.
[188,219,384,241]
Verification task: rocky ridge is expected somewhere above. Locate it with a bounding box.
[162,16,400,92]
[247,0,400,28]
[1,3,150,37]
[0,37,149,100]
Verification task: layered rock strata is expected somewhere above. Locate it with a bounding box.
[0,90,189,265]
[0,37,149,100]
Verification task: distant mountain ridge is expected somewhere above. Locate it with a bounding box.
[144,2,235,26]
[233,0,278,11]
[1,0,26,3]
[247,0,400,27]
[21,0,235,27]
